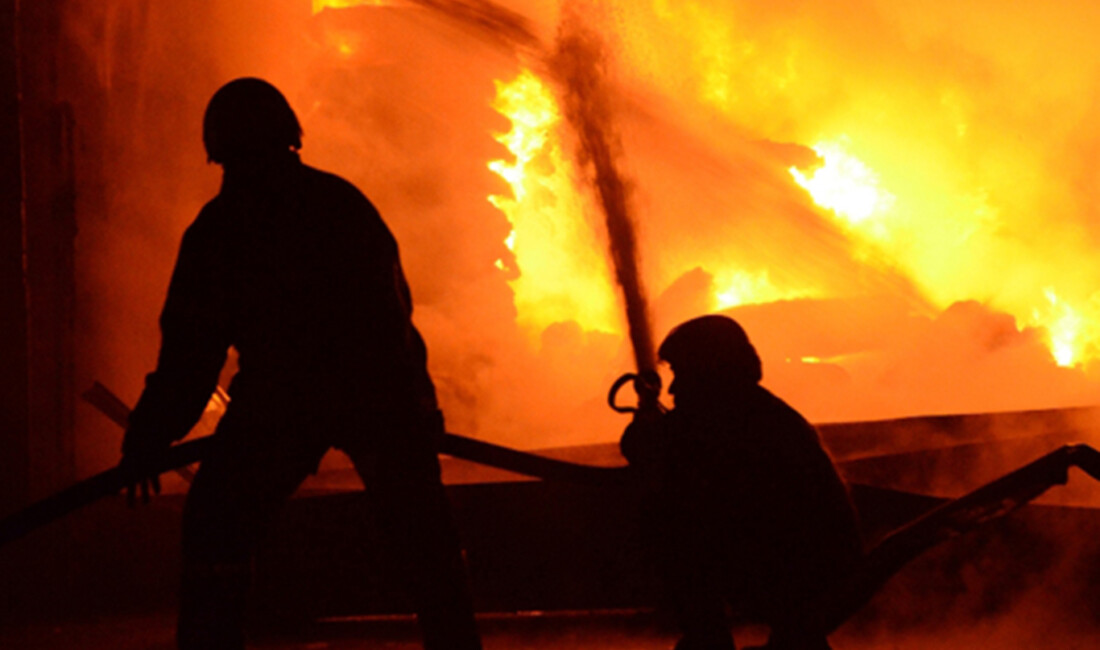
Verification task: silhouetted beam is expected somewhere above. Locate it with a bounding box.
[81,382,195,482]
[0,383,631,548]
[809,443,1100,634]
[0,435,215,548]
[438,431,631,486]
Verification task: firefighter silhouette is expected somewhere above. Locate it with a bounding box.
[621,315,862,650]
[121,78,481,650]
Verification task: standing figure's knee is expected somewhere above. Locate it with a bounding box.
[177,560,252,650]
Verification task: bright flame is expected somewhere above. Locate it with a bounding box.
[488,70,620,336]
[326,33,358,57]
[790,140,896,230]
[789,139,1100,367]
[312,0,391,14]
[712,269,815,311]
[1039,289,1084,367]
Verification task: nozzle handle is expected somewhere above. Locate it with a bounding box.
[607,370,662,414]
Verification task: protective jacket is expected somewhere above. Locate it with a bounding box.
[127,153,437,448]
[621,382,862,620]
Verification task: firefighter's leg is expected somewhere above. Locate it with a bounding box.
[177,423,325,650]
[753,587,833,650]
[668,575,736,650]
[759,630,831,650]
[760,593,833,649]
[346,419,481,650]
[651,522,735,650]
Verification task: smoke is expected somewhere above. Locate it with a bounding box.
[836,498,1100,648]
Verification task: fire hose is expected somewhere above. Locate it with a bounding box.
[0,381,634,549]
[3,372,659,550]
[810,442,1100,633]
[3,378,1100,633]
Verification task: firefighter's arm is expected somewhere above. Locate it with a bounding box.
[619,394,667,467]
[612,369,666,466]
[122,221,230,502]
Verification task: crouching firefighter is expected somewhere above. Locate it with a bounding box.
[619,315,863,650]
[120,78,482,650]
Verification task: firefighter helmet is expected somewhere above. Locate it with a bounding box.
[202,77,302,164]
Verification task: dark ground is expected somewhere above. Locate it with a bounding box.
[4,608,1100,649]
[7,427,1100,649]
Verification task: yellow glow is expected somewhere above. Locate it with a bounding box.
[790,141,896,228]
[312,0,390,14]
[318,28,363,58]
[538,0,1100,376]
[310,0,1100,373]
[712,269,816,311]
[788,138,1100,368]
[487,70,620,336]
[1039,290,1084,367]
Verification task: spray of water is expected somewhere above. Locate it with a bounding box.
[346,0,656,373]
[549,7,657,374]
[402,0,542,51]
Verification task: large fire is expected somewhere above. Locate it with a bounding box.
[69,0,1100,471]
[596,0,1100,377]
[309,1,1100,422]
[789,140,1097,369]
[481,60,1097,374]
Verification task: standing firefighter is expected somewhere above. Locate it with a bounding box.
[121,78,482,650]
[621,315,862,650]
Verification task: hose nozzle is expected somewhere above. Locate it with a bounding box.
[608,370,662,414]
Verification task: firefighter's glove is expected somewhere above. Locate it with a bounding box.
[419,407,447,445]
[120,428,167,507]
[633,369,663,417]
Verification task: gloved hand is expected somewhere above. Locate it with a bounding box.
[633,368,663,414]
[120,428,167,507]
[419,407,447,446]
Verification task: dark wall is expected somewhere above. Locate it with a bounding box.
[19,0,77,503]
[0,0,28,515]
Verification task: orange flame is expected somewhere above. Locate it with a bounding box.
[486,69,813,338]
[487,70,620,337]
[595,0,1100,376]
[312,0,391,14]
[712,269,816,311]
[1033,290,1100,368]
[790,141,896,232]
[789,139,1100,368]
